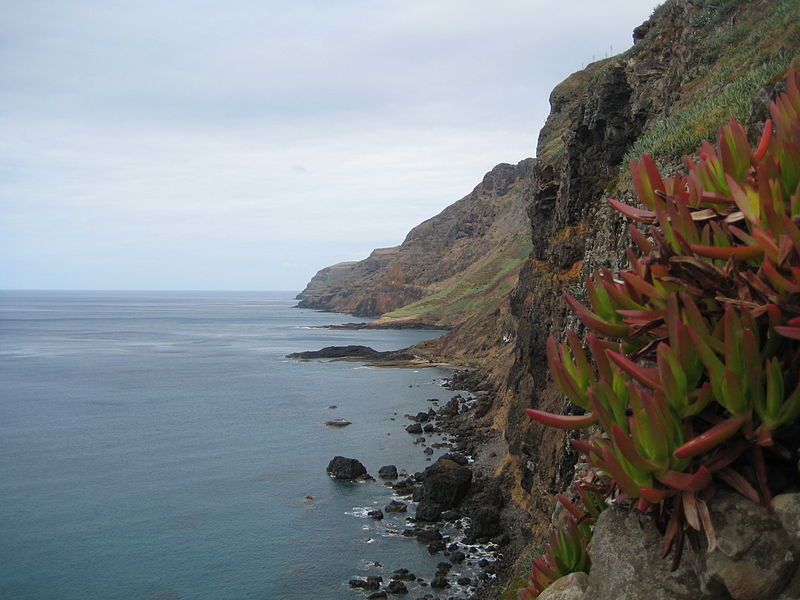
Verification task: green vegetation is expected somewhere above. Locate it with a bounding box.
[624,0,799,164]
[518,485,608,599]
[623,55,793,163]
[524,71,800,594]
[383,231,531,325]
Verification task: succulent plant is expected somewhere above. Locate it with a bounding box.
[518,478,607,599]
[525,69,800,570]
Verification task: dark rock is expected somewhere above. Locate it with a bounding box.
[324,419,351,427]
[465,506,501,539]
[415,458,472,522]
[423,424,435,433]
[456,577,472,586]
[414,436,426,444]
[414,412,430,422]
[349,577,382,590]
[368,510,384,520]
[367,592,388,600]
[438,398,460,417]
[437,562,452,571]
[391,569,415,581]
[441,452,469,466]
[406,423,423,434]
[385,500,407,513]
[416,528,443,543]
[379,465,398,479]
[430,576,449,589]
[287,345,381,359]
[326,456,367,480]
[440,509,460,521]
[423,447,433,455]
[385,580,408,595]
[427,540,446,554]
[415,501,443,522]
[450,551,466,563]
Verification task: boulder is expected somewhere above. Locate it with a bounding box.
[385,500,407,513]
[584,506,710,600]
[326,456,367,480]
[696,491,796,600]
[416,528,443,543]
[367,510,384,520]
[324,419,351,427]
[415,458,472,522]
[385,580,408,595]
[774,493,800,550]
[441,452,469,466]
[349,576,382,590]
[536,572,588,600]
[430,576,449,589]
[406,423,423,434]
[379,465,398,479]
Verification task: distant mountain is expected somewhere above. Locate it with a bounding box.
[296,160,534,328]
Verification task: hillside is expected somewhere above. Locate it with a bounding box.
[296,160,534,327]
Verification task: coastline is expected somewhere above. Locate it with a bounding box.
[288,333,524,600]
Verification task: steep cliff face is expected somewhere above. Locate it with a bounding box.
[296,161,534,319]
[490,0,798,586]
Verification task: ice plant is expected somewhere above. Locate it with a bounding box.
[526,70,800,569]
[518,480,607,599]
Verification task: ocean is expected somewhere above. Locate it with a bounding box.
[0,291,481,600]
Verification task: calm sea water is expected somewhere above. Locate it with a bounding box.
[0,291,473,600]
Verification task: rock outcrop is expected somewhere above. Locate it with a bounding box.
[326,456,368,480]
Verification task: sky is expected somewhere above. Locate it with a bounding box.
[1,0,662,291]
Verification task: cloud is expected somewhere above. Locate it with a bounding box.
[0,0,661,290]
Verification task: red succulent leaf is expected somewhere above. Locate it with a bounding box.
[753,119,773,164]
[690,243,764,261]
[655,466,711,492]
[609,198,657,222]
[606,350,663,391]
[525,408,597,430]
[673,415,748,459]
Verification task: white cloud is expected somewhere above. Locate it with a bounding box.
[0,0,661,290]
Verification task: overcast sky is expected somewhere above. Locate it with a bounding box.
[1,0,661,291]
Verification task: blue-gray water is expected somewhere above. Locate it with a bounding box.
[0,291,475,600]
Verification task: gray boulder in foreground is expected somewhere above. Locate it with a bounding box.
[537,572,588,600]
[326,456,368,480]
[583,490,798,600]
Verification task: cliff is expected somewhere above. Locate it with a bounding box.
[296,0,800,596]
[296,160,534,324]
[491,0,799,596]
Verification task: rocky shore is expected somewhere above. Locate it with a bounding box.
[316,358,526,600]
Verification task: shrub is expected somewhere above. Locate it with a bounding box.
[525,68,800,583]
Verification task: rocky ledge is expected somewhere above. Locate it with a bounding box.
[286,345,414,361]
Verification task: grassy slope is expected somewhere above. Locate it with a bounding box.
[624,0,799,164]
[379,231,531,327]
